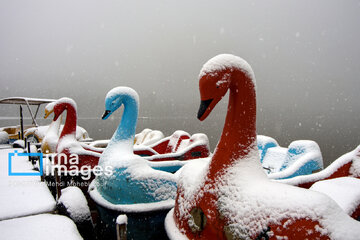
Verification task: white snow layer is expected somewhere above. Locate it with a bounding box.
[262,146,288,172]
[0,149,56,220]
[116,214,128,225]
[45,101,56,112]
[55,97,78,111]
[106,86,140,107]
[89,180,174,213]
[174,147,360,239]
[58,186,91,222]
[88,139,110,148]
[0,131,9,144]
[278,145,360,186]
[0,214,83,240]
[165,209,188,240]
[199,54,256,88]
[57,134,100,158]
[25,124,89,142]
[310,177,360,215]
[41,113,62,153]
[218,159,360,239]
[134,128,165,146]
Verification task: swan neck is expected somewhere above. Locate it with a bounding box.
[210,71,258,174]
[112,96,138,144]
[60,105,77,139]
[48,114,62,134]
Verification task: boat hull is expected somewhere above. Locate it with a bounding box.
[96,204,170,240]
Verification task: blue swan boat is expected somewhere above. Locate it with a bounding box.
[89,87,178,239]
[257,135,324,179]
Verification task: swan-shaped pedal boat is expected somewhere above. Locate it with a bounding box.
[44,98,101,189]
[257,135,324,179]
[41,100,97,154]
[89,87,178,239]
[165,54,360,240]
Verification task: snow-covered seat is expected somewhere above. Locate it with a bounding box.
[134,128,165,146]
[151,130,191,154]
[134,130,210,161]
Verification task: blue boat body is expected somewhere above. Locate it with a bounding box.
[277,159,323,179]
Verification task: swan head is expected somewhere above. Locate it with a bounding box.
[197,69,231,121]
[53,97,77,121]
[44,102,56,119]
[197,54,255,121]
[102,87,139,120]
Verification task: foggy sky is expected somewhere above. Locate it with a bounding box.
[0,0,359,166]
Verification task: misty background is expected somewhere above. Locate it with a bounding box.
[0,0,359,167]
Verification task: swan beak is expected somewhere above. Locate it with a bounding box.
[44,109,53,119]
[197,99,213,121]
[102,110,112,120]
[53,112,60,121]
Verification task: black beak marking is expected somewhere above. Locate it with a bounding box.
[197,99,213,119]
[102,110,111,120]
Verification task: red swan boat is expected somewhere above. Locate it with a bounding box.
[165,54,360,240]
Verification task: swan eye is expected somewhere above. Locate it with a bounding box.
[112,98,120,106]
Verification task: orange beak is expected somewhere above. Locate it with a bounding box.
[44,109,53,119]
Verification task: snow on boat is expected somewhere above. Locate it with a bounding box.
[135,130,211,162]
[134,128,165,146]
[310,177,360,221]
[278,145,360,188]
